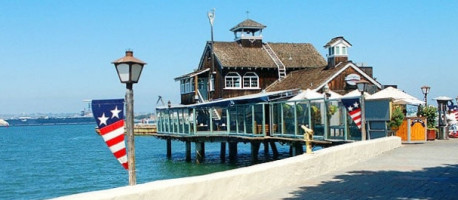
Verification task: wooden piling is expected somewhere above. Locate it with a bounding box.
[251,142,261,162]
[166,139,172,159]
[263,141,269,155]
[270,142,279,159]
[220,142,226,162]
[196,142,205,164]
[185,141,191,162]
[229,142,238,161]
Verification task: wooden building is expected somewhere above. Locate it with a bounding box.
[175,19,383,106]
[175,19,326,105]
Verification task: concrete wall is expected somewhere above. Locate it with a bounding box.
[54,137,401,200]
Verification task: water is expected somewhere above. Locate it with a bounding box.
[0,124,291,200]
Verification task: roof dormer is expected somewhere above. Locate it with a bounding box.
[230,19,266,48]
[324,36,352,69]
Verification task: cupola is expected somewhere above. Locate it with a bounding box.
[324,36,352,69]
[230,19,266,48]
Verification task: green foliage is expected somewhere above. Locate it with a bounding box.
[419,106,438,129]
[311,105,321,124]
[328,105,338,116]
[388,107,405,130]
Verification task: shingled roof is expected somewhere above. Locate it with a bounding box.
[212,42,326,69]
[230,19,266,32]
[324,36,352,48]
[265,64,343,92]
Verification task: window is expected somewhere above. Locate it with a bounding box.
[243,72,259,88]
[328,47,332,56]
[209,75,214,91]
[185,79,190,93]
[330,47,334,55]
[180,80,185,94]
[342,46,347,55]
[225,72,241,88]
[336,46,340,55]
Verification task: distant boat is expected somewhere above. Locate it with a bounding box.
[0,119,9,127]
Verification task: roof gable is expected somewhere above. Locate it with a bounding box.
[324,36,352,48]
[266,61,382,92]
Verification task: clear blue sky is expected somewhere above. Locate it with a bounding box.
[1,1,457,114]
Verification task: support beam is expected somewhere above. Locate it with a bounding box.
[251,142,261,163]
[291,142,303,156]
[220,142,226,162]
[263,141,269,155]
[166,139,172,159]
[185,141,191,162]
[228,142,238,161]
[195,142,205,164]
[270,142,279,159]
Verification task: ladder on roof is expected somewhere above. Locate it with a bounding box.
[263,43,287,80]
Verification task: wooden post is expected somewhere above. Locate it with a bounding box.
[196,142,205,163]
[229,142,238,161]
[166,139,172,159]
[220,142,226,162]
[251,142,260,163]
[270,142,278,159]
[185,141,191,162]
[125,83,136,186]
[263,141,269,155]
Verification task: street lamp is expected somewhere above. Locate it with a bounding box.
[455,96,458,105]
[356,80,369,140]
[112,50,146,186]
[323,85,331,140]
[421,85,431,106]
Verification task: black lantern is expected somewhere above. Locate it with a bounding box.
[421,85,430,106]
[112,50,146,84]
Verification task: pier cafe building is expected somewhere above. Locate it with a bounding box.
[156,19,389,154]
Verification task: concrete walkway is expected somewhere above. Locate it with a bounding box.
[248,139,458,200]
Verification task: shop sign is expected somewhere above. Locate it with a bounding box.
[345,74,361,86]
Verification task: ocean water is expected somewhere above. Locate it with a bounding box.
[0,124,291,200]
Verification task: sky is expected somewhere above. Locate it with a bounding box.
[1,0,457,115]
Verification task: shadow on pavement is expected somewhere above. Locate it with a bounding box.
[285,164,458,200]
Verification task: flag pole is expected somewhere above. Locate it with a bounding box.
[126,82,136,185]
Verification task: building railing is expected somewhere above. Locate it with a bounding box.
[156,98,364,141]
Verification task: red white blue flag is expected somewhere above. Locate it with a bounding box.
[92,99,128,170]
[449,105,458,121]
[341,98,362,129]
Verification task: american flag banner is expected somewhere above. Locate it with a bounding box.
[341,98,362,129]
[92,99,128,170]
[449,104,458,121]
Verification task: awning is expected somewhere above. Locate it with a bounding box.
[157,89,299,110]
[174,68,210,81]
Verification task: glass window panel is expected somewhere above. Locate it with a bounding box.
[116,64,130,82]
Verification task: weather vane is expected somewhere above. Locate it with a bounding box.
[207,8,215,26]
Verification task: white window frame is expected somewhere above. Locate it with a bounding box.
[243,72,259,89]
[225,72,241,89]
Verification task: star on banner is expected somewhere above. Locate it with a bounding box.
[341,98,362,129]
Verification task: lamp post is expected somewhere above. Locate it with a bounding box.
[455,96,458,105]
[421,85,431,106]
[356,80,369,140]
[112,50,146,186]
[323,85,331,140]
